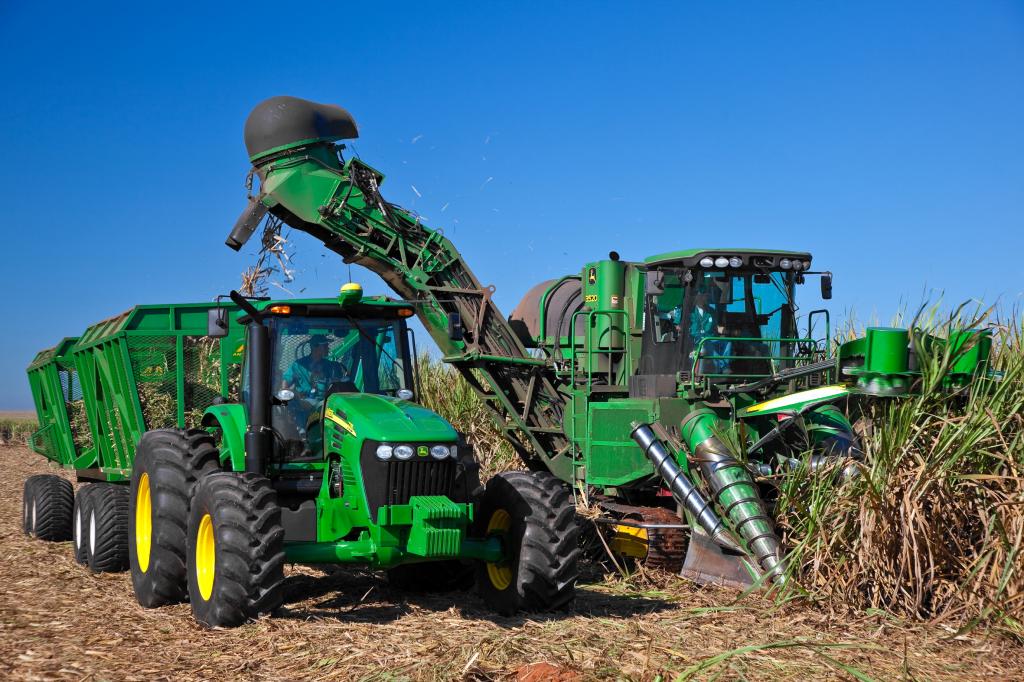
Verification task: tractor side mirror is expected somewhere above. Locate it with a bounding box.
[820,273,833,300]
[448,311,464,341]
[208,308,229,337]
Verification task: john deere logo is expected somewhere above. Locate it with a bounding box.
[417,446,429,457]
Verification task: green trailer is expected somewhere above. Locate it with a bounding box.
[23,288,579,626]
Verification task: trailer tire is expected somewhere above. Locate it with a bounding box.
[23,476,44,535]
[387,560,475,593]
[26,474,74,541]
[73,484,98,565]
[475,471,580,616]
[186,472,285,628]
[88,484,130,573]
[129,429,220,608]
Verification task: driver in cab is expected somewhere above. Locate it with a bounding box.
[283,334,348,402]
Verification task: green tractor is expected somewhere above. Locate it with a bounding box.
[227,96,994,587]
[26,289,579,627]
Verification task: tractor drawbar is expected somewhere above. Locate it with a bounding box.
[680,409,788,585]
[630,422,741,553]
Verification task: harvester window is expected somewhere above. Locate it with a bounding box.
[641,267,797,380]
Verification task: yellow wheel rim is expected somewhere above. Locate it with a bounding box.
[135,473,152,573]
[195,513,216,601]
[485,508,513,591]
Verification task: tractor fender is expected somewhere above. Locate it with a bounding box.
[201,404,248,472]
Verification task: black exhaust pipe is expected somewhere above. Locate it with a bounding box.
[230,291,272,475]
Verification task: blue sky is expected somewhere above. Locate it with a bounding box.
[1,1,1022,409]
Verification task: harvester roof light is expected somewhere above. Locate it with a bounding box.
[394,445,415,460]
[803,260,812,270]
[375,445,394,460]
[430,445,451,460]
[699,257,714,268]
[779,258,792,269]
[793,260,804,271]
[397,308,415,318]
[268,305,292,314]
[714,257,730,268]
[728,257,743,268]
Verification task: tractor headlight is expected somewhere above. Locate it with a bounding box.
[728,257,742,268]
[714,257,729,268]
[699,257,714,268]
[803,260,812,270]
[793,260,804,271]
[430,445,451,460]
[779,258,792,269]
[394,445,415,460]
[375,445,394,460]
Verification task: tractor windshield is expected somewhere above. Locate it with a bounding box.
[643,268,798,380]
[260,315,413,458]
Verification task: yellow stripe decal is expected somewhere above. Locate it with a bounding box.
[325,408,356,436]
[743,385,849,414]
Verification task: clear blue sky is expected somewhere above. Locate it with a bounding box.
[2,2,1022,409]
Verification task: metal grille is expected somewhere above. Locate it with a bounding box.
[183,336,222,429]
[127,335,177,429]
[58,360,92,453]
[384,460,457,507]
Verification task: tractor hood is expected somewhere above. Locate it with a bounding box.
[324,393,458,443]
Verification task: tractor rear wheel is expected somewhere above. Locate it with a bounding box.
[25,474,74,541]
[475,471,580,616]
[88,484,130,573]
[387,560,475,593]
[128,429,220,608]
[186,472,285,628]
[73,484,98,565]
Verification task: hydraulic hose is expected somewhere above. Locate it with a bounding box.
[680,408,788,585]
[630,422,741,553]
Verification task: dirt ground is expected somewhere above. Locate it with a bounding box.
[1,446,1022,681]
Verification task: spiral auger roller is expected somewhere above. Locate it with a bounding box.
[631,414,788,588]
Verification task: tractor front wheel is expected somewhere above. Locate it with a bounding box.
[186,472,285,628]
[475,471,580,616]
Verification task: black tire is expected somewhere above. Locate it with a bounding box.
[73,484,99,565]
[186,472,285,628]
[22,475,45,535]
[87,484,130,573]
[27,474,74,541]
[474,471,580,616]
[387,560,475,593]
[128,429,220,608]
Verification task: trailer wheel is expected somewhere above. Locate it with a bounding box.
[73,484,98,565]
[26,474,74,541]
[88,484,130,573]
[474,471,580,615]
[129,429,220,608]
[186,472,285,628]
[387,560,475,593]
[23,476,44,535]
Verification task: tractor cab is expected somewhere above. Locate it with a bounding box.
[235,287,418,462]
[641,250,819,385]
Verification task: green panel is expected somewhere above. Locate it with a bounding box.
[586,400,656,487]
[404,496,468,557]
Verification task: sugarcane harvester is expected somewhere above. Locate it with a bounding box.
[230,96,993,588]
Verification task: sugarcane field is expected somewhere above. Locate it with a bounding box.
[2,4,1023,681]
